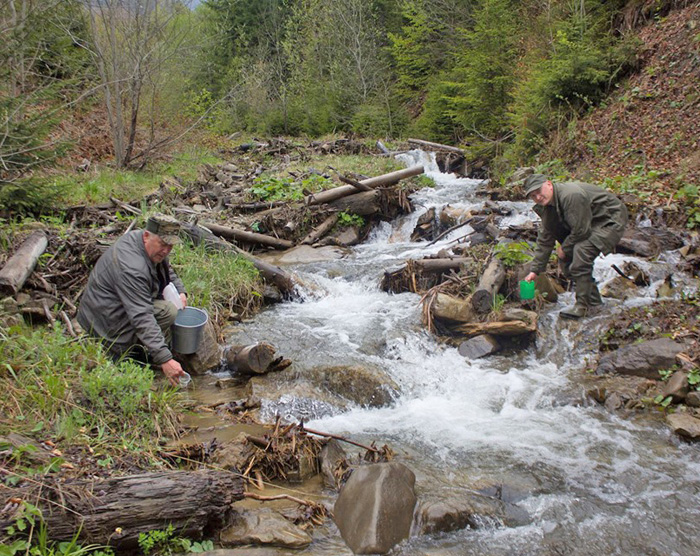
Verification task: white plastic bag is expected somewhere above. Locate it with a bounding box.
[163,282,183,310]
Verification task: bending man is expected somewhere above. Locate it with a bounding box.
[78,214,188,385]
[523,174,628,319]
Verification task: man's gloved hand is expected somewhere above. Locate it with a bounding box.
[161,358,185,386]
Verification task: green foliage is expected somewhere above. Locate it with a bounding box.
[688,368,700,391]
[337,212,366,228]
[0,323,182,457]
[250,173,331,202]
[137,525,212,556]
[170,241,263,318]
[493,241,533,268]
[653,394,673,408]
[675,184,700,229]
[599,165,665,199]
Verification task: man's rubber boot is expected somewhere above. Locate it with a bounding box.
[589,283,603,307]
[560,278,592,319]
[560,302,588,319]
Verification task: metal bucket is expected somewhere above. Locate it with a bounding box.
[172,307,208,354]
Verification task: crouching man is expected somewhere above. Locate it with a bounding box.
[77,213,188,385]
[523,174,628,319]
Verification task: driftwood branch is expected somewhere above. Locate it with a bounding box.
[0,231,49,294]
[301,214,339,245]
[407,138,465,154]
[471,257,506,314]
[203,221,294,250]
[301,426,380,453]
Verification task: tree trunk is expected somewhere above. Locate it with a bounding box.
[0,230,48,294]
[203,222,294,250]
[453,318,536,337]
[329,190,382,216]
[307,165,424,205]
[225,342,285,375]
[471,258,506,314]
[432,293,476,323]
[407,138,465,154]
[412,258,471,273]
[0,471,243,549]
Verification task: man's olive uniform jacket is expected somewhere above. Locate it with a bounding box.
[531,181,628,274]
[77,230,185,364]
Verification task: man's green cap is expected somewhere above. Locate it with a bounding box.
[145,214,181,245]
[524,174,548,197]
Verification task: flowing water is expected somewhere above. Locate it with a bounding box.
[218,151,700,556]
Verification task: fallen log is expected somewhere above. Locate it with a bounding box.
[301,214,339,245]
[307,165,424,206]
[407,138,465,154]
[329,190,382,217]
[0,231,49,295]
[412,257,471,273]
[453,312,537,337]
[471,257,506,314]
[225,342,291,375]
[203,221,293,250]
[181,223,296,296]
[432,293,476,323]
[0,471,243,549]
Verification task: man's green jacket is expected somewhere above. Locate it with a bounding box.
[77,230,185,363]
[531,181,628,274]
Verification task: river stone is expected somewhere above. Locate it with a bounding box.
[458,335,501,359]
[666,413,700,440]
[178,320,221,375]
[412,493,506,536]
[599,275,638,300]
[320,439,348,490]
[595,338,686,379]
[308,364,398,408]
[220,509,311,549]
[686,391,700,407]
[661,371,690,402]
[199,551,279,556]
[334,462,417,555]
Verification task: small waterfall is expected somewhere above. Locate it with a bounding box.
[225,153,700,555]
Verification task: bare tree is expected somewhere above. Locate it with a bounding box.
[75,0,193,168]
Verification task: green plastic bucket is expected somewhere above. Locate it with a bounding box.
[519,280,536,300]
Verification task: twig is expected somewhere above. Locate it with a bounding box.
[300,426,380,453]
[244,492,316,506]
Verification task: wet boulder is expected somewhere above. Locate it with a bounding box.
[458,335,501,359]
[308,364,398,408]
[334,462,417,555]
[596,338,686,379]
[220,509,312,549]
[319,439,349,490]
[666,413,700,441]
[661,371,690,403]
[179,320,221,375]
[412,493,506,536]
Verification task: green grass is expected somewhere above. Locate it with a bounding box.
[170,241,264,322]
[53,145,224,206]
[273,153,405,182]
[0,323,184,476]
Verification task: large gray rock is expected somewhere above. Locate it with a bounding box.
[179,320,221,375]
[458,335,501,359]
[334,462,417,554]
[667,413,700,441]
[320,439,348,490]
[308,364,398,408]
[661,371,689,402]
[412,494,506,536]
[220,509,311,549]
[596,338,686,379]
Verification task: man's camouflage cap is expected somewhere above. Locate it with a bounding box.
[145,214,181,245]
[524,174,548,197]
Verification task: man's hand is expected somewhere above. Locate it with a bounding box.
[161,358,185,386]
[556,245,565,260]
[180,293,187,309]
[524,272,537,282]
